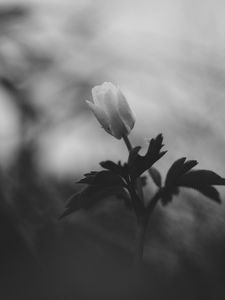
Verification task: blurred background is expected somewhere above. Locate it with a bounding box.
[1,0,225,299]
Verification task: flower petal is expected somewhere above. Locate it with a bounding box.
[90,82,135,139]
[102,88,128,139]
[92,82,117,112]
[117,89,135,133]
[86,100,111,134]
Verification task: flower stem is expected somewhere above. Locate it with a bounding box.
[123,135,133,152]
[134,216,148,265]
[147,189,162,216]
[122,135,162,264]
[123,135,147,264]
[123,135,143,202]
[134,190,162,264]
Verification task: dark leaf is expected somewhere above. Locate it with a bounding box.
[181,160,199,176]
[166,157,186,185]
[128,134,167,179]
[178,170,225,187]
[165,157,198,186]
[84,171,98,177]
[161,186,180,205]
[162,159,224,205]
[148,167,162,187]
[79,171,98,183]
[100,160,121,174]
[128,146,141,166]
[181,185,221,203]
[100,160,129,181]
[78,170,126,187]
[195,185,221,203]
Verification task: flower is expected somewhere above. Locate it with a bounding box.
[86,82,135,139]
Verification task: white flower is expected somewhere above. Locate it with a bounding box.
[86,82,135,139]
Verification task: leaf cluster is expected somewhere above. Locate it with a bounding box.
[60,134,225,219]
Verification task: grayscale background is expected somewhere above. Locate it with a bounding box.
[0,1,225,299]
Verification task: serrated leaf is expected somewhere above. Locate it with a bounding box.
[128,134,167,179]
[162,159,224,205]
[78,171,98,184]
[148,167,162,187]
[100,160,129,181]
[84,171,98,177]
[165,157,198,186]
[100,160,121,174]
[78,170,126,187]
[128,146,141,166]
[181,160,199,175]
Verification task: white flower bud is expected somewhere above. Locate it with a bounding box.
[86,82,135,139]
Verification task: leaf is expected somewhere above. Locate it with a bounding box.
[59,184,131,219]
[176,169,225,203]
[161,186,179,205]
[158,157,197,205]
[165,157,198,186]
[178,170,225,187]
[183,185,221,203]
[128,146,141,166]
[162,164,225,204]
[148,167,162,187]
[100,160,129,181]
[195,185,221,203]
[100,160,122,174]
[161,156,225,205]
[78,171,98,183]
[77,170,126,187]
[128,134,167,179]
[59,167,133,219]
